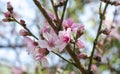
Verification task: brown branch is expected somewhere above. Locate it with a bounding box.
[33,0,86,73]
[66,44,86,74]
[33,0,58,34]
[87,1,110,72]
[51,0,60,25]
[59,0,68,30]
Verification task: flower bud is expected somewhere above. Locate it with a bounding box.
[93,55,101,62]
[20,20,26,27]
[103,28,111,35]
[76,40,85,49]
[76,25,84,39]
[36,47,49,56]
[2,18,11,22]
[4,11,11,17]
[114,1,120,6]
[19,29,29,36]
[7,2,13,13]
[55,0,66,7]
[77,53,88,59]
[33,41,38,46]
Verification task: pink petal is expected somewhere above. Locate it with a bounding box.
[76,40,85,49]
[39,40,48,48]
[24,37,36,54]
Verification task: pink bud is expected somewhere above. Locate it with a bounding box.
[20,20,26,27]
[76,40,85,49]
[93,55,101,62]
[7,2,13,13]
[78,25,85,31]
[63,18,74,29]
[103,28,111,35]
[33,41,38,46]
[4,11,11,17]
[77,53,88,59]
[19,29,29,36]
[2,18,11,22]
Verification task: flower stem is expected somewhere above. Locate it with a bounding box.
[87,1,110,72]
[12,17,38,40]
[52,51,75,65]
[59,0,68,30]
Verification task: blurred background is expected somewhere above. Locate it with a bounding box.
[0,0,120,74]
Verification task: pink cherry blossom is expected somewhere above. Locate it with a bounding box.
[7,2,13,12]
[40,25,55,35]
[39,32,58,51]
[56,28,71,52]
[35,47,49,67]
[76,40,85,49]
[63,18,74,29]
[35,48,47,61]
[24,37,36,55]
[19,29,29,36]
[63,18,84,35]
[24,37,49,66]
[111,28,120,40]
[77,53,88,59]
[4,11,11,17]
[24,37,41,59]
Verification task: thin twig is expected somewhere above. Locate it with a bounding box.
[59,0,68,30]
[52,51,75,65]
[87,1,110,72]
[51,0,60,25]
[12,17,38,40]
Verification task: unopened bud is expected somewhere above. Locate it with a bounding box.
[93,55,101,62]
[20,19,26,27]
[36,47,49,55]
[4,11,11,17]
[77,53,88,59]
[7,2,13,13]
[103,28,111,35]
[113,1,120,6]
[33,41,38,46]
[76,25,84,39]
[55,0,66,7]
[76,40,85,49]
[19,29,29,36]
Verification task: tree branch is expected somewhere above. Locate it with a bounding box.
[87,1,110,72]
[33,0,58,34]
[66,44,86,74]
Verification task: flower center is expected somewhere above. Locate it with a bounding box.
[48,40,55,47]
[63,36,70,43]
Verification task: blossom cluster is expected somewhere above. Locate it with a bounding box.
[2,1,86,71]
